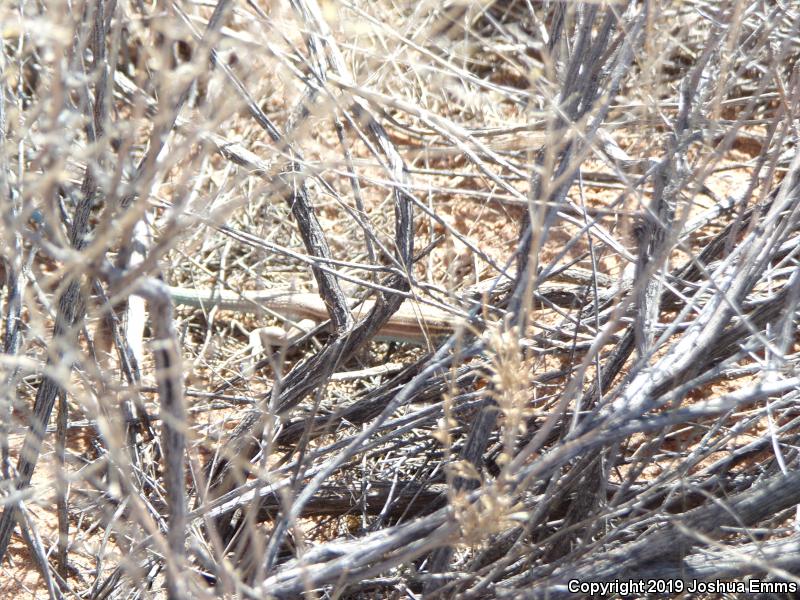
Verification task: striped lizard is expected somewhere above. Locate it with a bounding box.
[166,286,458,346]
[166,267,617,347]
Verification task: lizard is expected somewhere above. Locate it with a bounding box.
[165,266,620,347]
[165,286,458,346]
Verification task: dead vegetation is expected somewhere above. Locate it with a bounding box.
[0,0,799,598]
